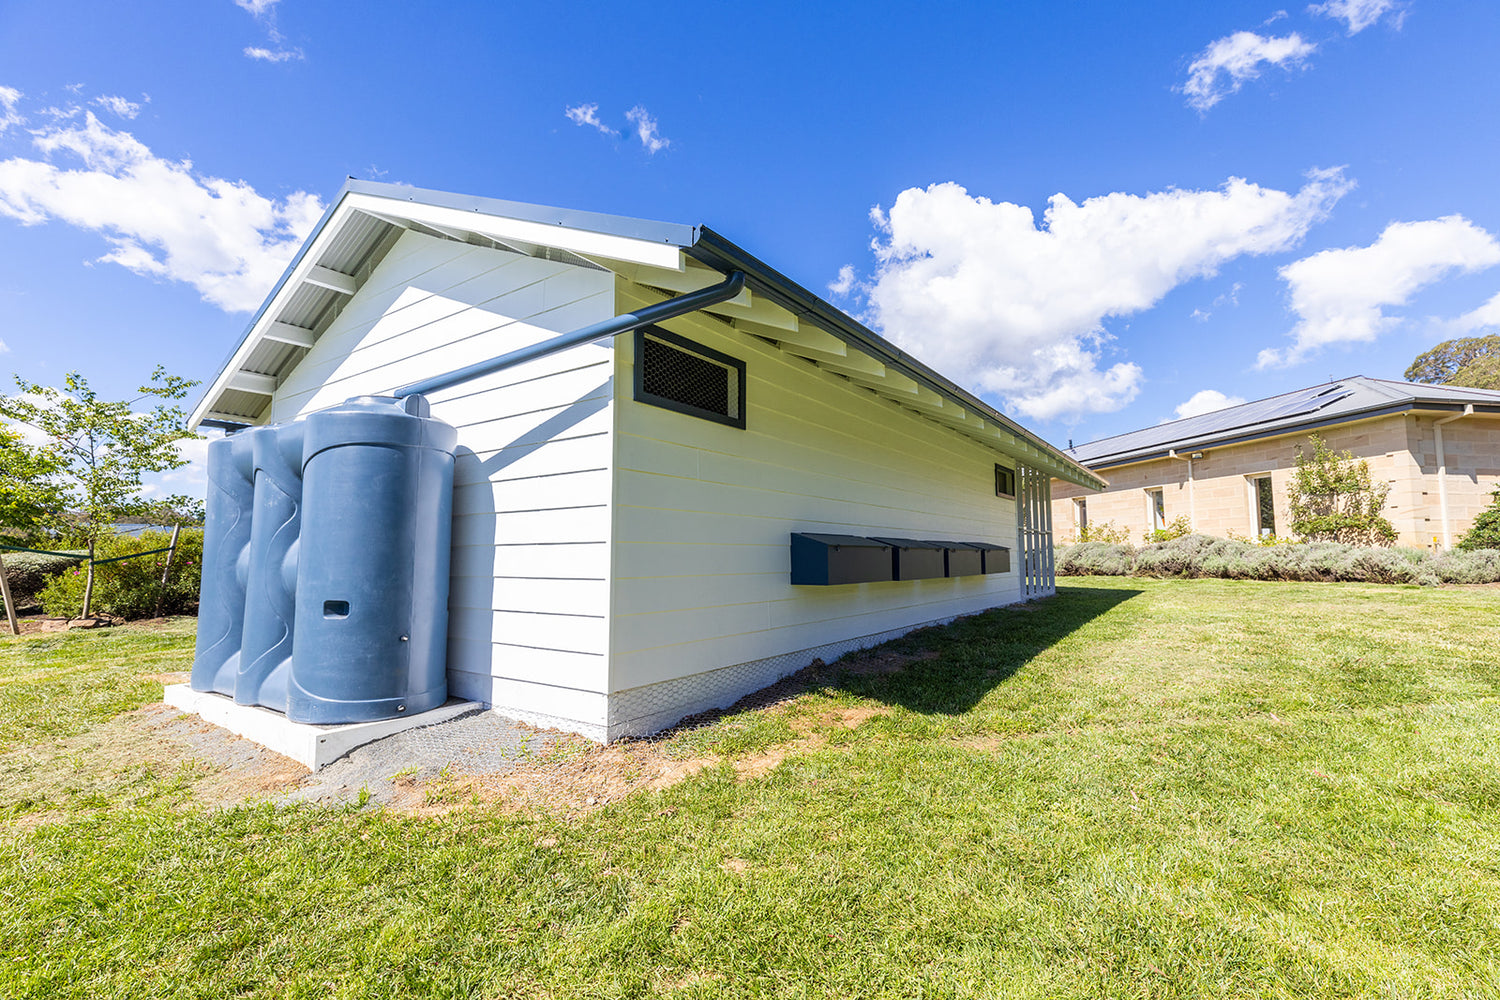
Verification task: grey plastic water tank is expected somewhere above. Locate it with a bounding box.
[235,422,305,712]
[287,395,458,724]
[190,433,256,696]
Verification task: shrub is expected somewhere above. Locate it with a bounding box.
[38,529,203,620]
[1134,533,1220,576]
[1342,547,1418,585]
[1,550,84,606]
[1055,532,1469,587]
[1142,515,1193,546]
[1428,548,1500,584]
[1286,435,1397,545]
[1078,520,1131,544]
[1456,487,1500,552]
[1057,541,1134,576]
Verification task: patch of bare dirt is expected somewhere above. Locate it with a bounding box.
[454,743,719,816]
[839,648,940,677]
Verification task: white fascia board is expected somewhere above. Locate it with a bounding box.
[190,199,369,428]
[343,192,684,272]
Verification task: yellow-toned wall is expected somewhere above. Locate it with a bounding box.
[1052,413,1500,548]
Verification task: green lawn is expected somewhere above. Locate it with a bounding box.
[2,579,1499,998]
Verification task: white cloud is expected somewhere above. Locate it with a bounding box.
[244,46,302,62]
[625,105,669,153]
[91,95,141,120]
[1182,31,1316,111]
[828,264,857,297]
[0,338,9,354]
[1310,0,1403,33]
[1259,216,1500,368]
[564,103,618,137]
[1174,389,1247,420]
[1443,290,1500,336]
[0,111,325,312]
[0,86,22,134]
[234,0,280,16]
[861,169,1352,421]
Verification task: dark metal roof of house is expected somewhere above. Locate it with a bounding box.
[192,179,1105,489]
[1067,376,1500,469]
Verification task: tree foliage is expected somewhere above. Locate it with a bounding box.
[1286,435,1397,545]
[1456,487,1500,552]
[0,426,66,541]
[0,367,201,616]
[1404,334,1500,389]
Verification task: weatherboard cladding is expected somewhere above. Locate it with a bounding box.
[1067,377,1500,469]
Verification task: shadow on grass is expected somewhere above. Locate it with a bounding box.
[669,583,1144,733]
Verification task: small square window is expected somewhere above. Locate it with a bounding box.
[995,464,1016,498]
[634,326,746,429]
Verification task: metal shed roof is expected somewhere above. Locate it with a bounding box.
[1066,376,1500,469]
[191,179,1105,490]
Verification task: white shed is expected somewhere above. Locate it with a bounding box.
[190,182,1103,741]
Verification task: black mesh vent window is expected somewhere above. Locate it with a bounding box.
[633,326,746,429]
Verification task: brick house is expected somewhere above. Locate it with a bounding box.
[1052,377,1500,549]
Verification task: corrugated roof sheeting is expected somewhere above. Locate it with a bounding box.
[242,339,302,379]
[209,388,271,421]
[318,210,396,274]
[275,282,342,332]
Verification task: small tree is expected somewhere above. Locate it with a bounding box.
[0,367,201,618]
[1456,487,1500,552]
[1286,435,1397,545]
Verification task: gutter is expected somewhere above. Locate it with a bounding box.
[686,228,1106,491]
[1433,404,1474,548]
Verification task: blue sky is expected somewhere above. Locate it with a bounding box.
[2,0,1498,496]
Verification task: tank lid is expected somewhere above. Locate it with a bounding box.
[343,394,430,418]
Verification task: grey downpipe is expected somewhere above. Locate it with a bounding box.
[393,270,747,398]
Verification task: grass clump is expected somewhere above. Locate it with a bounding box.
[1060,532,1500,586]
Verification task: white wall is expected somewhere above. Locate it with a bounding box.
[271,230,618,736]
[609,280,1027,734]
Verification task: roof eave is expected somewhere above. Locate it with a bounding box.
[686,228,1105,490]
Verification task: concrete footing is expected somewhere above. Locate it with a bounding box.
[162,684,482,770]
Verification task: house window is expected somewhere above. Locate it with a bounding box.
[1074,498,1088,537]
[1147,488,1166,531]
[634,326,746,429]
[995,464,1016,498]
[1250,475,1276,536]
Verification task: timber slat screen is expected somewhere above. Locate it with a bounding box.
[1017,465,1055,598]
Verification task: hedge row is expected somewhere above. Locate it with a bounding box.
[1,550,85,606]
[1057,533,1500,586]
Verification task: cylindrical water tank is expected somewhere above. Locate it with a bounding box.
[288,395,457,724]
[235,422,305,712]
[190,433,256,696]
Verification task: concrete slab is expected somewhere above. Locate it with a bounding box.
[162,684,483,770]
